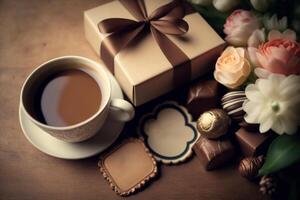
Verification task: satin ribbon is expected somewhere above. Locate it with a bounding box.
[98,0,191,86]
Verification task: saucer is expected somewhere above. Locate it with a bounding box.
[19,71,124,159]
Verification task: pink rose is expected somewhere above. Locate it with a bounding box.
[248,29,300,75]
[224,9,261,46]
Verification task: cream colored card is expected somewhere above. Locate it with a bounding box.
[138,101,200,164]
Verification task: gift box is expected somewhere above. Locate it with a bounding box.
[84,0,225,106]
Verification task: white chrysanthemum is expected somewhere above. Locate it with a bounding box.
[243,74,300,135]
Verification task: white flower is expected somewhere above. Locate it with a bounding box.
[250,0,270,12]
[213,0,239,12]
[263,14,288,32]
[243,74,300,135]
[189,0,212,6]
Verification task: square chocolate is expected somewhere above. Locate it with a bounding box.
[193,136,235,171]
[186,79,219,119]
[98,139,157,196]
[235,128,274,157]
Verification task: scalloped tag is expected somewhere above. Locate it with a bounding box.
[98,138,157,196]
[138,101,199,164]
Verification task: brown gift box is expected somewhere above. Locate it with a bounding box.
[84,0,225,106]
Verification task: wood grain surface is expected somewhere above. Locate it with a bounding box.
[0,0,265,199]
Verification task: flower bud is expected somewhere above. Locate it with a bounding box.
[250,0,270,12]
[213,0,239,12]
[189,0,212,6]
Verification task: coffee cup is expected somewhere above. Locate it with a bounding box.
[20,56,135,142]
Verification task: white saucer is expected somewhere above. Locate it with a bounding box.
[19,71,124,160]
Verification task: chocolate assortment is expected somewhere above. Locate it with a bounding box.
[193,136,235,170]
[196,109,231,139]
[12,0,297,198]
[186,80,220,118]
[235,128,274,157]
[221,91,246,122]
[238,156,264,180]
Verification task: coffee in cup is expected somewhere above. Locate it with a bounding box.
[26,68,102,127]
[21,56,134,142]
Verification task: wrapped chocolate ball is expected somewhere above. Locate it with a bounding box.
[196,109,231,139]
[221,91,247,122]
[238,155,264,180]
[259,175,278,196]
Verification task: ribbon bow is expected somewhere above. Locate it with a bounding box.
[98,0,191,85]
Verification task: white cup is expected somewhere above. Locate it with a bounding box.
[20,56,134,142]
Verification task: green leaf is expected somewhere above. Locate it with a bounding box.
[259,134,300,176]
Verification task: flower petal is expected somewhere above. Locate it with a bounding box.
[256,51,270,69]
[257,78,276,98]
[281,115,298,135]
[245,84,265,102]
[254,68,271,79]
[248,29,265,47]
[259,117,273,133]
[258,105,272,123]
[268,30,282,40]
[280,75,300,98]
[244,102,264,123]
[248,47,261,67]
[282,29,297,41]
[271,117,285,134]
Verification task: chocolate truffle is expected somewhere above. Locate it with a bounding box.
[238,156,264,180]
[196,109,231,139]
[186,79,219,119]
[221,91,246,122]
[193,136,235,170]
[235,128,274,157]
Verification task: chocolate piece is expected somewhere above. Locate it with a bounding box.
[98,139,157,196]
[186,80,219,118]
[193,136,235,170]
[238,156,264,180]
[239,120,259,132]
[221,91,246,122]
[235,128,274,157]
[196,109,231,139]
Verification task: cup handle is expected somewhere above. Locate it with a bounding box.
[109,98,135,122]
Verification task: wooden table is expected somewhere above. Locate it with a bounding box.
[0,0,264,199]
